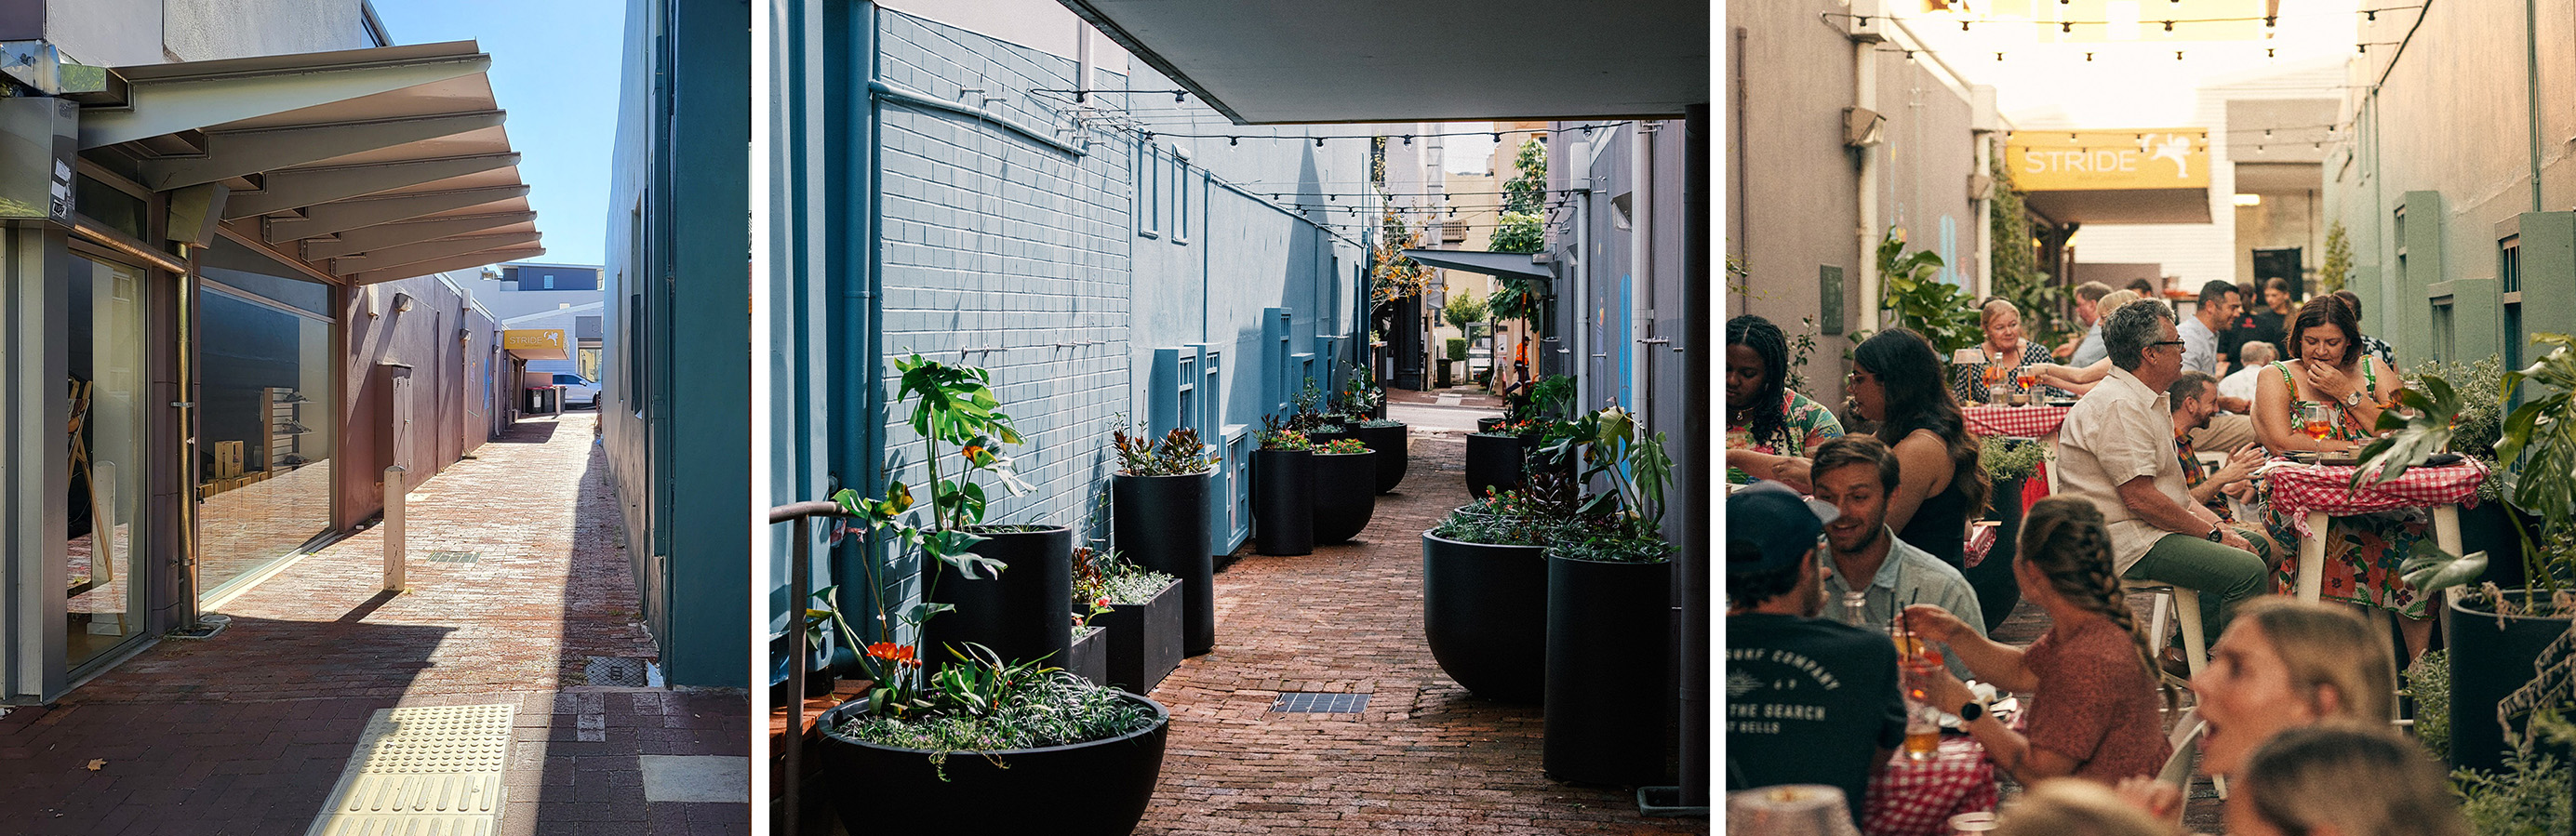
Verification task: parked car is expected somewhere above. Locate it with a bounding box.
[552,373,600,408]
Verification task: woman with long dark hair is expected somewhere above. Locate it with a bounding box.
[1725,314,1844,491]
[1904,498,2172,785]
[1850,327,1988,566]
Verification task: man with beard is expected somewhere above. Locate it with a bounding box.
[1810,435,1984,678]
[1728,482,1905,829]
[2170,371,2279,565]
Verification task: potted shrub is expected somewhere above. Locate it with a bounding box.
[1421,484,1568,704]
[1252,418,1315,556]
[1969,436,2046,632]
[1311,437,1379,543]
[1334,380,1408,494]
[2407,355,2527,586]
[1078,547,1183,693]
[880,354,1074,675]
[1539,405,1676,787]
[818,477,1169,835]
[1467,376,1570,498]
[1111,425,1218,656]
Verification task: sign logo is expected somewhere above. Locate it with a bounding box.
[2006,129,2210,192]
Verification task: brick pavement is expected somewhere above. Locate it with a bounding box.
[0,412,750,836]
[1130,430,1706,835]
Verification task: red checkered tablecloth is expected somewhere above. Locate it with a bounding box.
[1963,405,2071,439]
[2262,458,2489,539]
[1860,734,1997,836]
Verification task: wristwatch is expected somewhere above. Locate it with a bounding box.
[2342,389,2366,408]
[1958,700,1985,723]
[2203,525,2225,544]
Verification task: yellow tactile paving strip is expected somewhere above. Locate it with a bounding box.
[306,704,514,836]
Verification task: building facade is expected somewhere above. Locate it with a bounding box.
[2,0,543,702]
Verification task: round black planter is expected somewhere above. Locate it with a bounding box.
[1476,416,1506,432]
[1114,471,1216,656]
[1355,423,1409,494]
[2458,500,2536,591]
[1307,426,1356,447]
[1310,450,1379,543]
[1465,432,1530,500]
[2446,591,2576,774]
[923,525,1074,670]
[1968,475,2026,634]
[818,692,1170,835]
[1542,551,1675,787]
[1252,449,1315,555]
[1422,532,1547,703]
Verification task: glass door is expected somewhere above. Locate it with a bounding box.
[194,284,337,604]
[67,255,149,669]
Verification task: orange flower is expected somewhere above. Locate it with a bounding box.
[865,643,918,667]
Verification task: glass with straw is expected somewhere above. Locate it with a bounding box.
[1893,597,1945,760]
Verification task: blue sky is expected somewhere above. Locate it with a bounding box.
[370,0,623,268]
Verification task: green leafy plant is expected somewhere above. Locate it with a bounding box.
[1490,212,1544,255]
[1447,337,1469,363]
[1872,227,1980,354]
[1443,291,1488,332]
[2453,709,2575,836]
[1985,153,2069,348]
[1502,138,1547,215]
[1320,438,1369,455]
[1505,374,1575,426]
[1333,374,1384,423]
[2407,649,2452,762]
[2320,220,2354,294]
[889,353,1032,533]
[1371,210,1434,303]
[1073,547,1175,608]
[1525,405,1675,564]
[832,644,1156,780]
[1112,425,1215,477]
[1432,488,1569,548]
[1256,417,1311,451]
[827,479,1006,720]
[2492,336,2576,597]
[1979,436,2047,483]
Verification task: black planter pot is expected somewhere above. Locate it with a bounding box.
[767,632,835,705]
[1307,426,1356,447]
[1476,416,1506,432]
[2458,501,2537,591]
[1114,471,1215,656]
[923,525,1074,670]
[1543,551,1675,787]
[1066,626,1108,686]
[1465,432,1531,500]
[1311,450,1379,543]
[2447,591,2576,774]
[818,692,1170,835]
[1098,578,1183,692]
[1252,449,1315,555]
[1355,423,1408,494]
[1968,475,2026,634]
[1422,532,1548,703]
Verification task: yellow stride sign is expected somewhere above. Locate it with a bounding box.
[503,329,566,351]
[2007,130,2209,192]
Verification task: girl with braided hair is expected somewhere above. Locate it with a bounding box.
[1901,497,2172,786]
[1725,314,1845,490]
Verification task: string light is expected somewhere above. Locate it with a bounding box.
[2163,20,2174,31]
[2085,52,2094,61]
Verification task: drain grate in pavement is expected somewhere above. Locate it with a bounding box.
[426,551,481,564]
[306,703,513,836]
[1270,692,1370,714]
[581,657,656,687]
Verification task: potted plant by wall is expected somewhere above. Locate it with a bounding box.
[816,482,1169,835]
[1421,483,1569,704]
[1111,425,1219,656]
[1077,546,1183,693]
[1289,378,1354,447]
[1467,376,1572,499]
[1337,379,1408,494]
[1969,436,2045,632]
[882,354,1074,676]
[1538,405,1676,787]
[1252,418,1315,556]
[1311,437,1379,544]
[2407,355,2527,586]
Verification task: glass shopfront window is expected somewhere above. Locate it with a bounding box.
[68,255,149,670]
[195,243,336,604]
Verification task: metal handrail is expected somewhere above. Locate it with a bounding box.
[768,499,851,836]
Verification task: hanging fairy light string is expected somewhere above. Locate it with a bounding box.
[1832,5,2422,33]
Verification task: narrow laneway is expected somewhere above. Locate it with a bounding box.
[0,413,748,836]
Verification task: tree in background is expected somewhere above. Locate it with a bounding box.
[1442,290,1488,332]
[1502,138,1546,215]
[2319,220,2352,293]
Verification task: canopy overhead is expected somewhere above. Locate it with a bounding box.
[77,41,541,284]
[1052,0,1707,125]
[1399,248,1551,279]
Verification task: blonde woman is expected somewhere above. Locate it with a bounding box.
[1902,497,2171,785]
[1951,299,2064,404]
[2230,723,2467,836]
[1994,779,2169,836]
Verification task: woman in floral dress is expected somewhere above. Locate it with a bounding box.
[1951,299,2071,404]
[1726,314,1842,491]
[2248,297,2430,660]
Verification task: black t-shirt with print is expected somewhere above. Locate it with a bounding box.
[1726,612,1907,827]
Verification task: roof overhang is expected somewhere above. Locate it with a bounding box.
[75,41,541,284]
[2022,189,2213,225]
[1399,248,1551,279]
[1052,1,1707,124]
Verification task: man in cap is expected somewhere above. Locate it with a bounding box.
[1728,482,1905,829]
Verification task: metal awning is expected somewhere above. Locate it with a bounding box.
[77,41,541,284]
[1399,248,1550,279]
[2021,189,2213,225]
[1053,0,1707,124]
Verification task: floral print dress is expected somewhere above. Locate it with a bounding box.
[1949,341,2072,404]
[2251,361,2432,617]
[1726,391,1844,483]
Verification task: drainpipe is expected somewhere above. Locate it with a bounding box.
[830,1,885,619]
[1856,34,1881,333]
[1632,122,1656,425]
[2528,0,2543,213]
[1566,136,1592,408]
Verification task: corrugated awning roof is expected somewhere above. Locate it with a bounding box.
[78,41,541,285]
[1052,0,1707,125]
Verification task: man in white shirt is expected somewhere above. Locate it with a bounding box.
[2055,299,2269,654]
[2217,341,2277,405]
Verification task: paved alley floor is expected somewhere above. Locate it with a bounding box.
[0,412,750,836]
[1130,426,1707,835]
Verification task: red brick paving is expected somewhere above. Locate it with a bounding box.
[0,412,748,836]
[1130,431,1706,835]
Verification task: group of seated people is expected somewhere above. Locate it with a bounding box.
[1727,292,2463,832]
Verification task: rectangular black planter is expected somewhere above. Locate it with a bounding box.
[1097,579,1183,694]
[1065,625,1109,687]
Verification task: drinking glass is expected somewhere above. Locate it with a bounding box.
[1902,697,1943,761]
[2301,403,2336,443]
